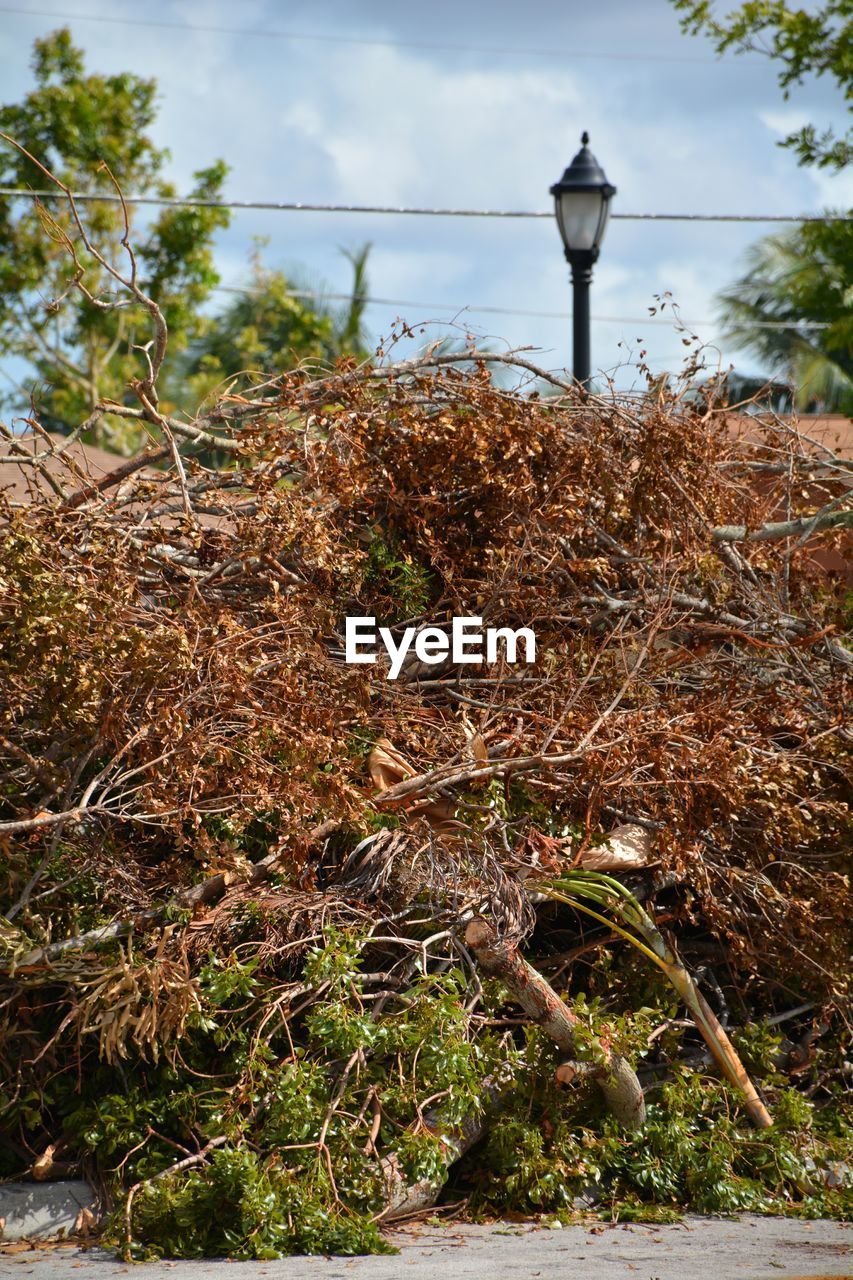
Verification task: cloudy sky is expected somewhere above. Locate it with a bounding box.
[0,0,850,390]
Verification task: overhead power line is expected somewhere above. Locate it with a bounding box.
[0,188,847,223]
[0,5,754,65]
[215,285,830,330]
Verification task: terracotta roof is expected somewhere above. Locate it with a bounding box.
[722,414,852,585]
[724,413,853,458]
[0,432,148,506]
[0,433,236,531]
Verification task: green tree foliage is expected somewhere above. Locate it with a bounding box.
[716,219,853,412]
[672,1,852,169]
[0,28,230,446]
[175,243,372,410]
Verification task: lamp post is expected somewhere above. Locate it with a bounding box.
[550,132,616,388]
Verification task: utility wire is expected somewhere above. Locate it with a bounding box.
[0,5,756,65]
[0,188,847,222]
[214,285,830,330]
[0,185,834,327]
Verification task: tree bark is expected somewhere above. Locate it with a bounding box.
[464,918,646,1131]
[713,510,852,542]
[379,1075,510,1220]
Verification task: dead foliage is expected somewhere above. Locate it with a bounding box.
[0,152,849,1251]
[2,348,848,987]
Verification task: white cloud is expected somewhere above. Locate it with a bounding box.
[758,105,853,207]
[369,246,471,296]
[807,165,853,211]
[275,50,585,207]
[758,107,811,136]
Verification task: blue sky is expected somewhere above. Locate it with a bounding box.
[0,0,850,392]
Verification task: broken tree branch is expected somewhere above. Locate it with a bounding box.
[713,509,852,543]
[464,918,646,1130]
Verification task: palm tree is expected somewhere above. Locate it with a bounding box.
[335,244,371,357]
[716,217,853,413]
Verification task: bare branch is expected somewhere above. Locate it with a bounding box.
[713,509,853,542]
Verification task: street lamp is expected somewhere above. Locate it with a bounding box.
[550,131,616,388]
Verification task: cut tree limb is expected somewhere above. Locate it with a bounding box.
[464,918,646,1130]
[378,1074,511,1220]
[712,509,852,543]
[625,910,774,1128]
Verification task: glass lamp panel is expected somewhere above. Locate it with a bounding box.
[556,189,605,252]
[596,197,612,249]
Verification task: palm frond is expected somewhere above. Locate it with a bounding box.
[715,219,853,412]
[534,871,773,1128]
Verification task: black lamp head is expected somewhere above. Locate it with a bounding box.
[550,131,617,262]
[551,132,615,199]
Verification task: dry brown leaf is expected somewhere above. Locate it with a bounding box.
[406,796,456,827]
[76,934,201,1065]
[73,1206,97,1237]
[368,738,415,794]
[579,823,652,871]
[368,738,454,829]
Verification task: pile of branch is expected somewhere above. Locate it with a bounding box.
[0,140,850,1246]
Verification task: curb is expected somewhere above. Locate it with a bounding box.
[0,1181,96,1241]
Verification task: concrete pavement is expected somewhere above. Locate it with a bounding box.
[1,1215,850,1279]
